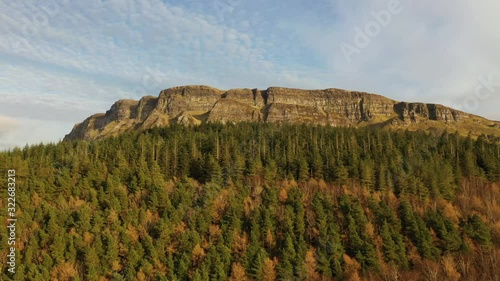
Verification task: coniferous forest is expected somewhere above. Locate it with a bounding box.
[1,123,499,280]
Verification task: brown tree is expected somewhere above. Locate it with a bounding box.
[262,257,277,281]
[305,249,321,281]
[229,262,248,281]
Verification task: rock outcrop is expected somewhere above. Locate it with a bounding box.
[64,85,500,141]
[394,102,465,124]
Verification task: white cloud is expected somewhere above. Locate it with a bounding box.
[0,65,131,122]
[287,0,500,120]
[0,0,274,84]
[0,0,287,149]
[0,115,20,137]
[0,116,73,151]
[1,0,500,150]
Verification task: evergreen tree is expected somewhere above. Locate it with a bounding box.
[463,215,492,247]
[277,233,296,280]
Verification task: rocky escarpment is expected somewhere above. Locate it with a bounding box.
[394,102,464,123]
[64,85,499,141]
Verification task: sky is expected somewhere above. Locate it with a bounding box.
[1,0,500,150]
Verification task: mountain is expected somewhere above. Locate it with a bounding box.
[7,85,500,280]
[64,85,500,140]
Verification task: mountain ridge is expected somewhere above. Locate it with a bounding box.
[64,85,500,140]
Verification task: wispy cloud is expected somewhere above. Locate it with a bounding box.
[292,0,500,111]
[0,0,499,149]
[0,115,20,137]
[0,116,72,151]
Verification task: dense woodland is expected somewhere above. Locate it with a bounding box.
[1,123,500,281]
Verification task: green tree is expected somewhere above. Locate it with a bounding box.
[277,233,296,280]
[463,215,492,247]
[399,201,440,259]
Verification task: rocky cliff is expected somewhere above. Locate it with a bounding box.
[64,85,500,140]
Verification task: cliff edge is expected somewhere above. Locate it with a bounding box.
[64,85,500,140]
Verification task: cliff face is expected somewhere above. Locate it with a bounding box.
[394,102,465,123]
[64,85,499,140]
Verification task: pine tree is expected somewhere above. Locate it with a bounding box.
[277,233,296,280]
[334,161,349,186]
[304,249,321,281]
[340,196,378,271]
[262,257,277,281]
[399,201,440,259]
[463,215,492,247]
[426,211,463,252]
[204,154,223,184]
[228,262,248,281]
[380,220,401,265]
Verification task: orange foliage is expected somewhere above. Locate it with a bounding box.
[343,255,361,281]
[441,255,461,281]
[211,189,229,222]
[279,188,288,203]
[83,231,94,244]
[305,249,321,281]
[209,224,222,240]
[50,262,78,281]
[262,257,277,281]
[228,262,247,281]
[232,231,249,258]
[192,243,206,265]
[126,225,140,242]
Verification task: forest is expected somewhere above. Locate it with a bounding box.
[0,123,499,280]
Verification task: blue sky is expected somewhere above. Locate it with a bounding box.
[1,0,500,150]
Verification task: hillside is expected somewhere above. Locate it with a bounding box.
[64,85,500,141]
[2,123,500,280]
